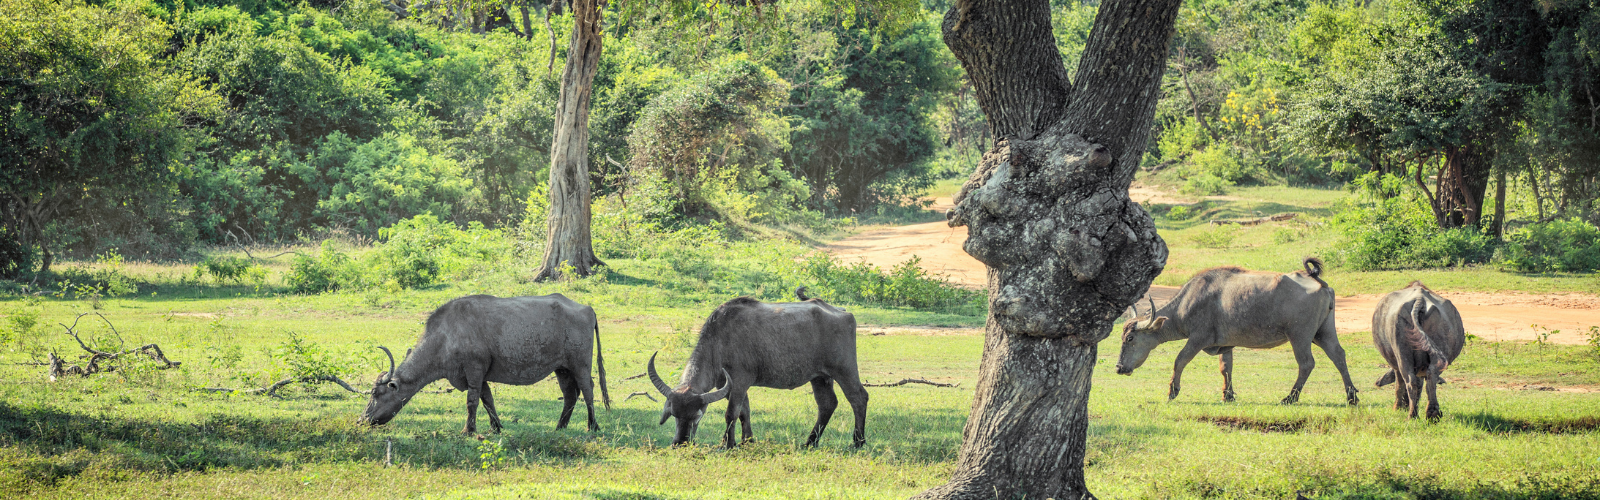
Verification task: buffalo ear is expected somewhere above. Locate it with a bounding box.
[1150,317,1169,330]
[386,381,397,389]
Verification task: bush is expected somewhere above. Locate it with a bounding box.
[1189,226,1239,249]
[801,255,983,312]
[286,241,361,293]
[193,255,267,284]
[53,251,138,300]
[1181,173,1234,196]
[1331,197,1496,270]
[1500,218,1600,272]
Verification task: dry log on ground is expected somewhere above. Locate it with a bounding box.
[1210,212,1298,226]
[864,378,959,388]
[48,313,181,379]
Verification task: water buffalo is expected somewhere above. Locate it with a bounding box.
[1371,281,1464,421]
[360,294,610,433]
[1115,257,1359,405]
[647,289,868,448]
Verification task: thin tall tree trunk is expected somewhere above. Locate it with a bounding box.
[533,0,606,282]
[919,1,1180,499]
[1492,167,1506,240]
[1175,48,1218,142]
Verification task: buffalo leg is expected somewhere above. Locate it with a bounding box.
[463,375,484,435]
[554,369,579,429]
[1314,319,1360,405]
[722,391,749,448]
[805,377,838,448]
[1169,340,1206,401]
[573,367,600,432]
[1403,371,1425,419]
[1281,339,1316,404]
[1424,367,1443,421]
[480,382,504,434]
[837,376,870,448]
[1217,347,1235,403]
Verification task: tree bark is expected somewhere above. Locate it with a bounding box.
[533,0,606,281]
[1491,167,1506,240]
[919,1,1179,499]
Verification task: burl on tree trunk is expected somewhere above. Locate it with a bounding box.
[534,0,606,281]
[915,0,1180,499]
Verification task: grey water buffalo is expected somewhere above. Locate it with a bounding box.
[1371,281,1464,421]
[1115,257,1359,405]
[360,294,610,433]
[647,288,868,448]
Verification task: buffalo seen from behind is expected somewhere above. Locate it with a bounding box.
[361,294,610,434]
[1116,257,1360,405]
[1372,281,1465,421]
[648,288,870,448]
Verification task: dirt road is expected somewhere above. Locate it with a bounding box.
[824,197,1600,345]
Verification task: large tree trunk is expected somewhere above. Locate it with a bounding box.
[917,1,1179,499]
[533,0,606,282]
[1433,146,1492,228]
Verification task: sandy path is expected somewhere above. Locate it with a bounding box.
[825,198,1600,345]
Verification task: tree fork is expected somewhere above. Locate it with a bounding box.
[919,0,1180,498]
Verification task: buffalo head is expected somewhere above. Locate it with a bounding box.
[647,352,730,446]
[1115,297,1168,375]
[361,346,409,426]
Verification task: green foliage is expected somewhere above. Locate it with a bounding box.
[1331,192,1496,270]
[1189,225,1239,249]
[1499,218,1600,273]
[1181,173,1234,196]
[0,297,42,353]
[373,214,456,289]
[286,241,361,294]
[193,256,267,285]
[272,332,347,379]
[800,255,983,313]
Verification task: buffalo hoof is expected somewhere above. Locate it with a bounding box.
[1280,390,1301,405]
[1221,390,1235,403]
[1426,407,1442,422]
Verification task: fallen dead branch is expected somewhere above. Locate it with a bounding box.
[1210,212,1298,226]
[864,378,959,388]
[623,391,658,402]
[49,313,181,380]
[622,372,648,381]
[196,378,455,398]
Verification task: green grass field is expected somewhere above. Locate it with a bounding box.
[1,271,1597,499]
[2,180,1598,499]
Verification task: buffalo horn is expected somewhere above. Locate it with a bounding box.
[377,346,397,381]
[1147,296,1156,318]
[699,369,733,405]
[646,352,674,396]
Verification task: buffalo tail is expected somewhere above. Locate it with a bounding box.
[595,322,611,409]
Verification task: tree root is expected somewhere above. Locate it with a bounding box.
[865,378,960,388]
[48,313,181,380]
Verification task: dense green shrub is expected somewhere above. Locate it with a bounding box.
[286,241,362,293]
[1182,173,1234,196]
[193,256,266,284]
[1331,197,1496,270]
[801,255,983,312]
[1500,218,1600,273]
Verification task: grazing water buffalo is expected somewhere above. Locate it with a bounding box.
[647,288,868,448]
[1115,257,1360,405]
[1371,281,1464,421]
[360,294,609,433]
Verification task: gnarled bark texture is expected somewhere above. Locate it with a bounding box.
[915,1,1181,499]
[534,0,606,281]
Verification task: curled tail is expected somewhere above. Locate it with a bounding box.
[595,322,610,409]
[796,286,810,301]
[1406,296,1450,375]
[1302,256,1330,288]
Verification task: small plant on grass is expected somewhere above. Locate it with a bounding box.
[1585,326,1600,359]
[1532,324,1556,347]
[477,438,506,470]
[1166,206,1192,220]
[193,256,267,285]
[1,296,43,354]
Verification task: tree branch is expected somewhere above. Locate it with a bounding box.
[864,378,959,388]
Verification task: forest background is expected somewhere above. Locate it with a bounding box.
[4,0,1600,286]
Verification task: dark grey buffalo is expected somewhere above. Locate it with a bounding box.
[360,294,610,433]
[1371,281,1464,421]
[1115,257,1359,405]
[647,289,868,448]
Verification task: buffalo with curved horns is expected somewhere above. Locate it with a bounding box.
[361,294,609,433]
[648,288,868,448]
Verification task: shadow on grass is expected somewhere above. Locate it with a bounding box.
[1454,411,1600,434]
